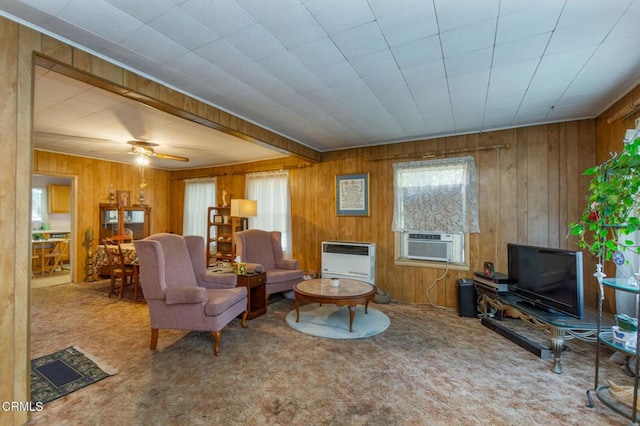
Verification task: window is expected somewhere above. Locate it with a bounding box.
[32,187,49,230]
[245,170,292,258]
[392,157,479,265]
[183,178,216,242]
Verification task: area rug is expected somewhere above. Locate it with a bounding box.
[31,346,116,404]
[285,304,390,339]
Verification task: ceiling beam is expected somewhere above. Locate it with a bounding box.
[34,54,321,163]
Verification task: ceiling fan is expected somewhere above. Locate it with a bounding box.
[127,141,189,162]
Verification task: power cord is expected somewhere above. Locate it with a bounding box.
[425,262,456,312]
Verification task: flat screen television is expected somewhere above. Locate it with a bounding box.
[507,243,584,320]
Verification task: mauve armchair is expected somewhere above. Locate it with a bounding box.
[233,229,304,298]
[134,233,247,356]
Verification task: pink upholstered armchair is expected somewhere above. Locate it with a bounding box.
[134,233,247,356]
[233,229,304,298]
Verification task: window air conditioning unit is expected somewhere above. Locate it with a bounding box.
[405,232,453,262]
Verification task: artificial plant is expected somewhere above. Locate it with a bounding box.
[569,137,640,264]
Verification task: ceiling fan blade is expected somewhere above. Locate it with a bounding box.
[115,108,147,141]
[155,152,189,162]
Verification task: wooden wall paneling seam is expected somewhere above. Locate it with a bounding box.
[547,123,561,249]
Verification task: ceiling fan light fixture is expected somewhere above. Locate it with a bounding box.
[136,155,149,166]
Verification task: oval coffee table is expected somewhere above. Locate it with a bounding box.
[294,278,377,332]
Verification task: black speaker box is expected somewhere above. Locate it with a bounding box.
[457,278,477,317]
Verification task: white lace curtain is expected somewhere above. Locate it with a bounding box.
[183,177,216,240]
[246,170,292,258]
[392,156,479,233]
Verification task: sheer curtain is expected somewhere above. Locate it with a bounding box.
[31,187,49,230]
[183,178,216,240]
[246,170,292,258]
[392,156,479,233]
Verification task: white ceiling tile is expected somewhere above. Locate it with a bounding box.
[224,24,285,61]
[444,48,492,78]
[305,0,374,35]
[166,53,221,83]
[440,19,496,58]
[281,71,327,94]
[607,7,640,42]
[120,26,188,64]
[194,39,252,72]
[402,60,447,89]
[106,0,175,23]
[492,33,549,68]
[293,37,345,69]
[498,0,555,16]
[236,0,302,21]
[546,22,615,56]
[495,1,564,45]
[262,5,326,49]
[18,0,69,15]
[487,59,538,101]
[180,0,256,37]
[434,0,499,32]
[147,8,220,49]
[311,61,361,87]
[556,0,630,30]
[533,46,597,85]
[58,0,144,43]
[349,49,399,77]
[368,0,427,19]
[449,70,490,104]
[257,51,310,80]
[391,35,442,69]
[378,3,438,47]
[331,22,387,59]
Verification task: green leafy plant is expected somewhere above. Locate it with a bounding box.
[569,137,640,262]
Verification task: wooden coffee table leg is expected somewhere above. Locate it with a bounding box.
[295,298,300,323]
[348,304,356,332]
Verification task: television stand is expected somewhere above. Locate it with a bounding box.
[476,286,612,374]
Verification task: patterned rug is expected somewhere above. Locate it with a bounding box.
[31,346,116,404]
[285,304,390,339]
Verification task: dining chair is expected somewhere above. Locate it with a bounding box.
[102,239,137,300]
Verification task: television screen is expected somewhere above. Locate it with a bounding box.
[507,243,584,319]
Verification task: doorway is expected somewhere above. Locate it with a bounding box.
[31,173,75,288]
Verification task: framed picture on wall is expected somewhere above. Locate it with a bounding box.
[117,190,131,207]
[335,173,369,216]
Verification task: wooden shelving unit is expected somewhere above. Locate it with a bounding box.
[206,206,241,266]
[99,203,150,242]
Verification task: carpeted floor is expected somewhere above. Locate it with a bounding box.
[28,281,630,425]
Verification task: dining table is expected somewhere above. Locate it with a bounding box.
[93,242,138,275]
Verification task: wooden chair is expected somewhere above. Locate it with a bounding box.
[105,234,133,244]
[102,239,136,300]
[43,239,69,275]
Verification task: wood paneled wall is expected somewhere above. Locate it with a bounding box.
[33,150,172,279]
[170,121,597,311]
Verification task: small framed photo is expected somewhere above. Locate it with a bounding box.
[335,173,370,216]
[117,190,131,207]
[213,215,222,223]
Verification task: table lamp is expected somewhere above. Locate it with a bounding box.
[230,199,257,230]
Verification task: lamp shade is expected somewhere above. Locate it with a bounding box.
[230,199,257,217]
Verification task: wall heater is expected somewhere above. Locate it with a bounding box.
[321,241,376,285]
